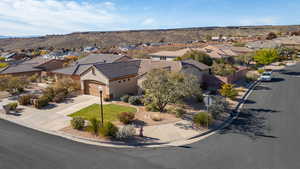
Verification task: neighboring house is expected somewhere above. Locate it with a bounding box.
[118,45,137,52]
[137,59,210,94]
[273,36,300,49]
[1,52,29,61]
[202,44,253,58]
[65,51,81,57]
[202,45,237,59]
[83,46,99,53]
[148,44,252,61]
[0,57,65,77]
[148,48,192,61]
[1,53,16,61]
[246,40,282,49]
[51,54,132,83]
[247,36,300,50]
[43,51,66,59]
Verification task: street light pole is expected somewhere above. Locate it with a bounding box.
[99,87,104,125]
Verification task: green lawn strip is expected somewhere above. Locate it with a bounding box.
[69,104,137,122]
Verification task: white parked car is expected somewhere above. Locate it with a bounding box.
[260,71,273,82]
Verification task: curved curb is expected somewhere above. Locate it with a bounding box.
[0,81,260,148]
[185,80,260,142]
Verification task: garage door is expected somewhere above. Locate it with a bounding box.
[84,80,106,97]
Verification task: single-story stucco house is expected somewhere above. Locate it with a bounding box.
[148,45,253,61]
[0,57,66,77]
[50,53,132,82]
[70,58,210,99]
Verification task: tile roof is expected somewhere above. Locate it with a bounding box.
[181,59,210,70]
[149,48,192,58]
[93,60,141,80]
[77,54,127,65]
[0,57,53,74]
[52,54,129,75]
[51,64,92,75]
[138,59,182,76]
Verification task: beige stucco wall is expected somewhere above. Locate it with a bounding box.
[80,66,138,98]
[80,67,109,95]
[108,76,138,98]
[80,67,109,85]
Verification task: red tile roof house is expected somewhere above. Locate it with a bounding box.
[0,57,66,78]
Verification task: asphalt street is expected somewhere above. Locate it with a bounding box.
[1,64,300,169]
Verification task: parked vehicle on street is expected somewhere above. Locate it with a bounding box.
[260,71,273,81]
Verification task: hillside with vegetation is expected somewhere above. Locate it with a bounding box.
[1,25,300,50]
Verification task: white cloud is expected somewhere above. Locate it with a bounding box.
[0,0,125,36]
[142,18,156,26]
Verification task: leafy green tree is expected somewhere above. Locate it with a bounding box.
[176,50,213,66]
[142,69,201,112]
[253,49,279,65]
[219,83,239,100]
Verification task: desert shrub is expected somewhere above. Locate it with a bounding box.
[208,96,229,120]
[193,112,213,127]
[116,125,136,140]
[103,97,110,102]
[0,76,29,95]
[33,96,49,109]
[0,62,8,68]
[54,78,81,94]
[219,83,239,100]
[53,92,66,103]
[196,94,203,103]
[128,96,142,105]
[212,62,237,76]
[87,118,101,135]
[54,87,68,97]
[99,121,118,137]
[29,74,39,83]
[18,94,37,105]
[118,112,135,124]
[120,95,130,103]
[145,103,160,112]
[245,72,259,83]
[42,87,55,101]
[6,102,18,111]
[257,69,265,74]
[71,117,85,130]
[168,107,186,118]
[151,113,162,121]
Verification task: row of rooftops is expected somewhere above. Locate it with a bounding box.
[148,44,254,59]
[52,56,210,80]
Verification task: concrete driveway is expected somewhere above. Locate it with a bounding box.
[0,95,99,131]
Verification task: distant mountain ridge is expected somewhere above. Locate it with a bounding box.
[0,36,10,39]
[0,25,300,50]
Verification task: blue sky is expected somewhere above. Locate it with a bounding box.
[0,0,299,36]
